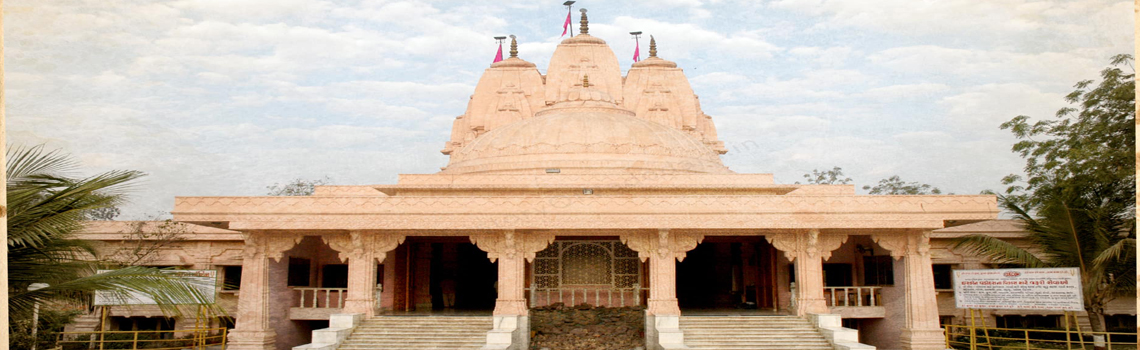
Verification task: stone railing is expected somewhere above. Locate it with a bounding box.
[294,287,348,309]
[527,284,645,308]
[824,286,882,307]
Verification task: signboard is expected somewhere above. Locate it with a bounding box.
[94,269,217,305]
[952,268,1083,311]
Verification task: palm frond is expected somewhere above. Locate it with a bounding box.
[10,267,224,318]
[951,234,1047,267]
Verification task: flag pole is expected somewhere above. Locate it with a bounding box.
[564,1,576,37]
[493,36,507,63]
[630,31,642,63]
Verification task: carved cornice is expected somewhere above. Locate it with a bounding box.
[173,195,998,217]
[241,232,303,262]
[206,214,986,231]
[323,231,406,264]
[470,230,556,263]
[766,229,848,261]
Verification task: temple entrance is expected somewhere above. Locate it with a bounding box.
[390,238,497,312]
[677,237,778,312]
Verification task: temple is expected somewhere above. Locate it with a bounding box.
[69,9,1132,350]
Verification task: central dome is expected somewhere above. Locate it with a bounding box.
[441,86,730,175]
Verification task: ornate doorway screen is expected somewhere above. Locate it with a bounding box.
[529,240,644,307]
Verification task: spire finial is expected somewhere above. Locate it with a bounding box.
[579,9,589,35]
[649,35,657,58]
[582,74,590,88]
[509,35,518,58]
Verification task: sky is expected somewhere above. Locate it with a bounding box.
[6,0,1135,219]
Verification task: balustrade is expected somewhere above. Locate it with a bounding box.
[823,286,882,307]
[293,287,348,309]
[527,284,645,308]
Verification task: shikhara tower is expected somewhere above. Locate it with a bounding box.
[160,9,999,350]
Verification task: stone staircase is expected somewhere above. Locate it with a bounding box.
[679,316,836,350]
[336,316,492,350]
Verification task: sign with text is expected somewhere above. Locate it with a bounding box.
[94,269,217,305]
[953,268,1083,311]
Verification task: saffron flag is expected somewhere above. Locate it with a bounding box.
[633,41,640,62]
[493,43,503,63]
[561,10,572,37]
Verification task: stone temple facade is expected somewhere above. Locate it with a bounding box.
[72,12,1062,350]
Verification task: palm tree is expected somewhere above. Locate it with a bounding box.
[953,193,1136,332]
[7,145,219,347]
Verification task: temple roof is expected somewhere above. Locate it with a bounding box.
[442,11,728,170]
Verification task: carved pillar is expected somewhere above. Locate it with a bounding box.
[228,232,301,350]
[471,230,555,350]
[621,229,704,316]
[471,230,556,316]
[874,231,944,350]
[767,229,847,316]
[325,231,405,318]
[622,229,703,350]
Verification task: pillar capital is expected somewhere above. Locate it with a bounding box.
[766,229,848,262]
[620,229,704,262]
[470,230,556,263]
[241,232,302,263]
[323,231,406,264]
[871,230,932,260]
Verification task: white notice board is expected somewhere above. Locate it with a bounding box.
[952,268,1083,312]
[94,269,217,305]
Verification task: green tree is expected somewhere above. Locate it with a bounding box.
[7,145,218,348]
[797,166,852,184]
[266,176,330,196]
[955,55,1136,332]
[862,175,942,194]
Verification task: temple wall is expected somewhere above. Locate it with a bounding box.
[861,257,906,350]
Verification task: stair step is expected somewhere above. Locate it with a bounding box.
[336,316,492,350]
[679,316,835,350]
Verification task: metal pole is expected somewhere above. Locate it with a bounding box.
[565,2,574,37]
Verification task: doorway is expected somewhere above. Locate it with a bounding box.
[676,237,778,311]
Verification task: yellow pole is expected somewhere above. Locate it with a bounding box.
[979,310,993,350]
[99,306,107,350]
[969,309,978,350]
[1065,311,1073,350]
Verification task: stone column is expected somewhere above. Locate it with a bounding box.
[227,232,302,350]
[767,229,847,316]
[622,229,704,350]
[325,231,405,318]
[874,231,945,350]
[471,230,556,350]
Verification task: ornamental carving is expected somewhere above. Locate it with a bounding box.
[470,230,556,263]
[619,229,704,262]
[241,232,303,262]
[766,230,848,261]
[323,231,406,264]
[871,231,932,260]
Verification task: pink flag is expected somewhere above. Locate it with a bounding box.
[561,10,572,37]
[633,41,640,62]
[493,43,503,63]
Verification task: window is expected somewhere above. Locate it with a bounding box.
[863,256,894,286]
[932,264,953,290]
[322,264,348,288]
[823,264,853,287]
[287,258,311,287]
[222,266,242,291]
[1104,315,1137,332]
